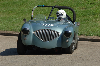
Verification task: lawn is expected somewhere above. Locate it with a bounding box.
[0,0,100,36]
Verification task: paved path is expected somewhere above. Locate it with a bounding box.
[0,33,100,66]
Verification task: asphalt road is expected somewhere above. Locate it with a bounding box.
[0,32,100,66]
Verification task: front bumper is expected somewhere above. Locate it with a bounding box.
[21,33,73,49]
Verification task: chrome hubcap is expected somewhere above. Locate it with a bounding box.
[72,44,75,51]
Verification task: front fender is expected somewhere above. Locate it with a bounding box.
[21,23,33,45]
[61,27,74,48]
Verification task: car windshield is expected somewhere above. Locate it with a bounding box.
[34,14,46,21]
[33,14,55,21]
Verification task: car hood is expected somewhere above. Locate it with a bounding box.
[28,20,72,33]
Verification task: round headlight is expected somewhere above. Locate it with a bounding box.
[22,28,29,35]
[64,31,72,38]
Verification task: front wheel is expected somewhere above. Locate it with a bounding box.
[17,33,27,55]
[65,43,75,54]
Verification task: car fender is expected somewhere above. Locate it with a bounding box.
[61,26,75,48]
[21,22,33,45]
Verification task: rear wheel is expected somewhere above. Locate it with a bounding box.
[17,32,27,55]
[74,33,78,50]
[75,39,78,50]
[67,43,75,54]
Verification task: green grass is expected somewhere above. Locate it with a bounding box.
[0,0,100,36]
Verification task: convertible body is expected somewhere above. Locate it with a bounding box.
[17,5,79,55]
[21,20,78,49]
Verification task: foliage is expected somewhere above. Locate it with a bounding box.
[0,0,100,36]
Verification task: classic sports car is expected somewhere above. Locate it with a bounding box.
[17,5,79,55]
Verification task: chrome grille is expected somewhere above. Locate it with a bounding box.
[33,29,60,42]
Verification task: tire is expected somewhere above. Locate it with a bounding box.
[17,32,27,55]
[74,33,78,50]
[75,40,78,50]
[65,43,75,54]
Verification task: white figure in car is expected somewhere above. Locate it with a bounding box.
[56,9,72,22]
[56,9,67,21]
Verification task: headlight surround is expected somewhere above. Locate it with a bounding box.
[64,31,72,38]
[21,28,29,35]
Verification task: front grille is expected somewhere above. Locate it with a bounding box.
[33,29,60,42]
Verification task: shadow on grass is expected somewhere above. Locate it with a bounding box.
[0,31,100,42]
[0,32,100,42]
[0,33,19,36]
[79,38,100,42]
[0,48,64,56]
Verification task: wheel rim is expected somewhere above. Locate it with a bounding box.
[72,44,75,51]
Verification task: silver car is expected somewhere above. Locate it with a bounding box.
[17,5,79,55]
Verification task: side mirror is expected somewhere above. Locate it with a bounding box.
[23,18,26,22]
[77,22,80,26]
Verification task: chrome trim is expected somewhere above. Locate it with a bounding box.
[33,29,60,42]
[45,29,50,41]
[48,29,53,40]
[40,30,45,41]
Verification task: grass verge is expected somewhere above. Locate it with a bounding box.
[0,0,100,36]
